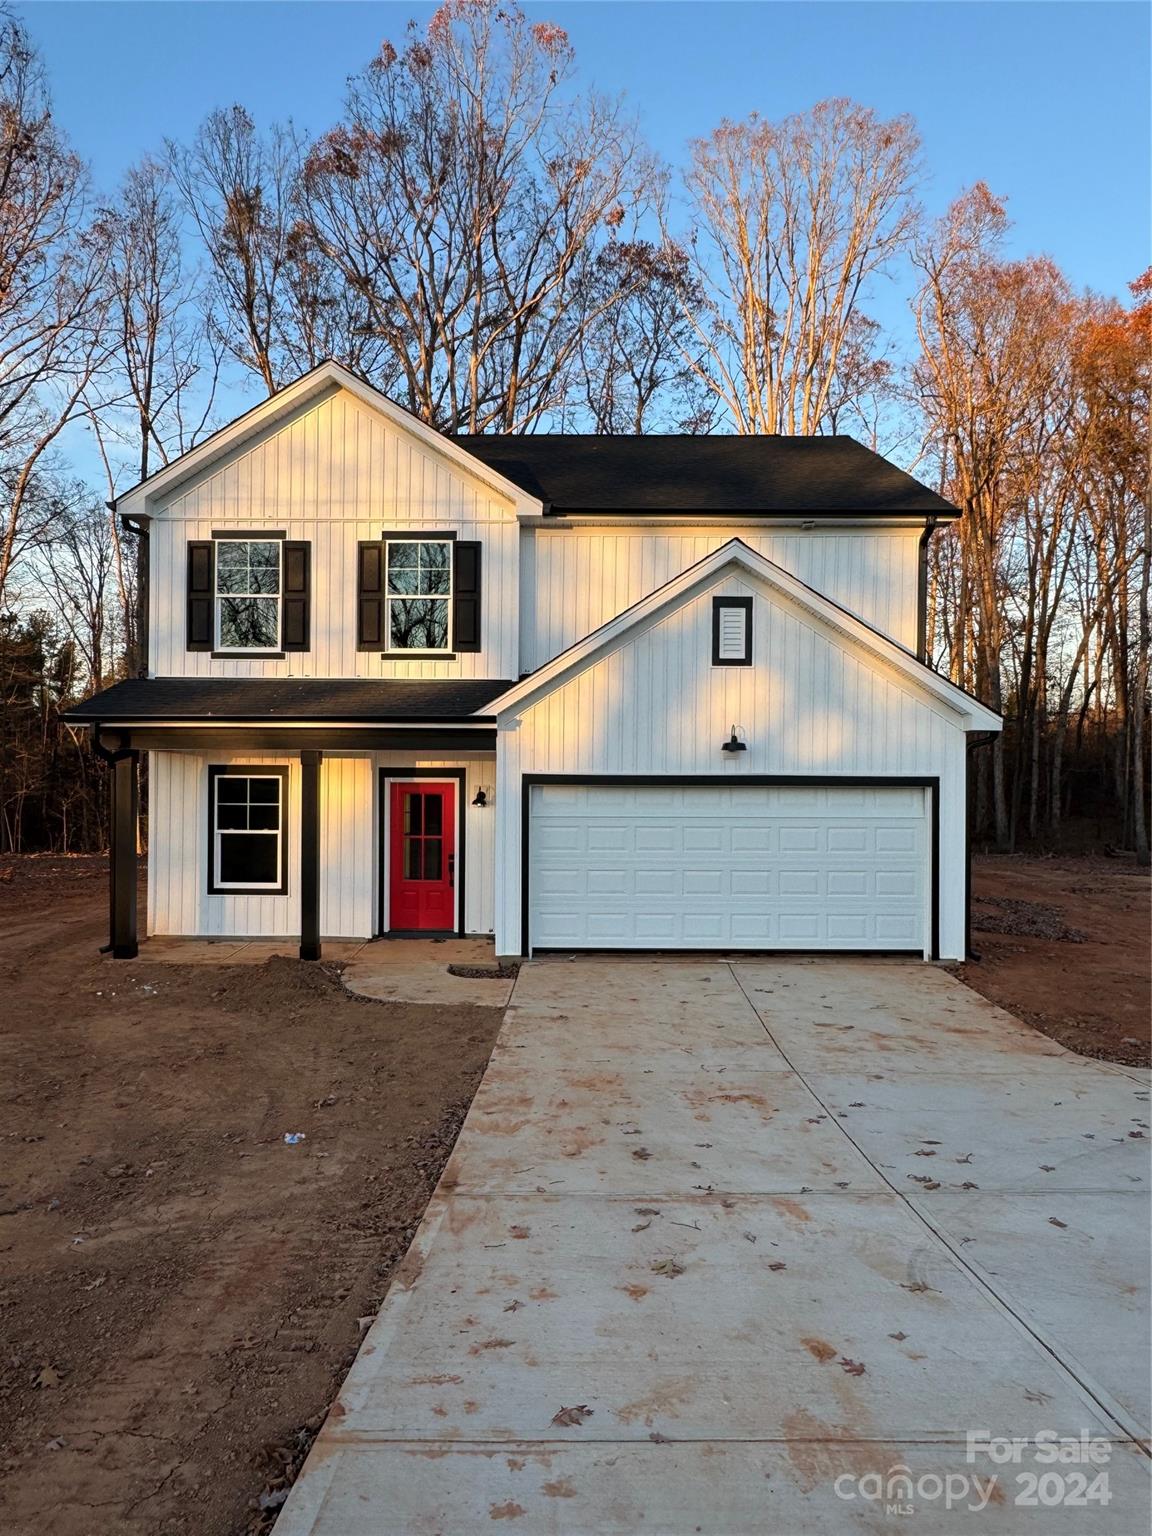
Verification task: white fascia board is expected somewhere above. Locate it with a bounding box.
[116,361,543,519]
[491,537,1002,731]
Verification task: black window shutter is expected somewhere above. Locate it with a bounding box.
[357,541,385,650]
[282,541,311,651]
[453,542,482,652]
[187,541,214,651]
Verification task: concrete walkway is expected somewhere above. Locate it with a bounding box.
[278,959,1151,1534]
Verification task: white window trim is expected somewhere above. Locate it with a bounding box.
[214,537,283,654]
[211,771,286,893]
[384,537,454,655]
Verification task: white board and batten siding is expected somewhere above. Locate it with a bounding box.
[494,572,970,960]
[147,386,519,680]
[148,749,497,940]
[520,525,922,670]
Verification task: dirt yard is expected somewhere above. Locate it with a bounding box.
[959,853,1150,1066]
[0,852,1146,1534]
[0,856,503,1536]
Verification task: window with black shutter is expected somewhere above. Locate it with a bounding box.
[359,533,480,655]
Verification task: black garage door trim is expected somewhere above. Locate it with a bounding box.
[520,774,941,961]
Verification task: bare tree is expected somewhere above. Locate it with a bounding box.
[34,485,117,694]
[94,156,219,483]
[168,107,301,396]
[299,0,655,431]
[0,7,110,608]
[571,239,713,433]
[675,98,920,435]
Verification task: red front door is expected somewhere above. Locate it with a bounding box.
[388,782,456,931]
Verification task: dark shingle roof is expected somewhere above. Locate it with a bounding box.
[63,677,512,724]
[452,433,956,517]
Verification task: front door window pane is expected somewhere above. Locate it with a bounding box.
[398,791,448,884]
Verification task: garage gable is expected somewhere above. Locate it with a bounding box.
[503,560,993,779]
[495,539,1000,735]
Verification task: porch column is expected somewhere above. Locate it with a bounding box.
[109,750,140,960]
[299,749,322,962]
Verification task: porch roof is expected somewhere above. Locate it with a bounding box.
[63,676,514,725]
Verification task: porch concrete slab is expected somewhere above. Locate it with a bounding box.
[343,938,514,1008]
[325,1191,1120,1445]
[445,1061,887,1196]
[812,1068,1150,1193]
[276,1438,1152,1535]
[916,1191,1152,1436]
[734,959,1081,1072]
[137,937,249,963]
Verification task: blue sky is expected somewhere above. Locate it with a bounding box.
[17,0,1150,453]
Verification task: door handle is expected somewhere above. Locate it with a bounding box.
[448,853,455,888]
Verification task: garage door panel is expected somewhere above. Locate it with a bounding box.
[529,784,927,952]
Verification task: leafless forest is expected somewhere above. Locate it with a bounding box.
[1,1,1147,857]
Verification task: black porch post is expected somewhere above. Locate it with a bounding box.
[299,749,322,961]
[109,750,140,959]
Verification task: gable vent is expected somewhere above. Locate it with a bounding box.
[712,597,753,666]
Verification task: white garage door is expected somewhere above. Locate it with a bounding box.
[528,782,929,952]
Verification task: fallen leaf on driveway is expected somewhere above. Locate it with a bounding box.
[888,1331,907,1341]
[914,1149,937,1157]
[839,1358,866,1376]
[34,1365,61,1389]
[631,1220,651,1233]
[468,1338,515,1354]
[551,1404,594,1427]
[631,1147,653,1161]
[1048,1218,1068,1229]
[509,1225,531,1240]
[766,1262,787,1272]
[634,1206,661,1217]
[649,1258,686,1279]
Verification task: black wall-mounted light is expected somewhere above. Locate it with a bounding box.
[721,724,747,754]
[471,787,489,807]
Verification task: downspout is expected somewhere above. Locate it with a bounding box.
[115,508,151,678]
[916,516,938,664]
[965,730,999,960]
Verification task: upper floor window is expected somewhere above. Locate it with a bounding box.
[356,534,481,655]
[386,539,452,652]
[216,539,282,651]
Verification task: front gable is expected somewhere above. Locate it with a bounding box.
[142,376,527,682]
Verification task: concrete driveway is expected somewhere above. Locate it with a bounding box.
[279,959,1151,1534]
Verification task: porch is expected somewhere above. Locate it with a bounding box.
[57,677,513,962]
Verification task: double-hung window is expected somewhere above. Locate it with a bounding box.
[385,539,452,652]
[215,539,282,652]
[208,767,288,893]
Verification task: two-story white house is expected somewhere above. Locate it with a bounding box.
[66,361,1001,964]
